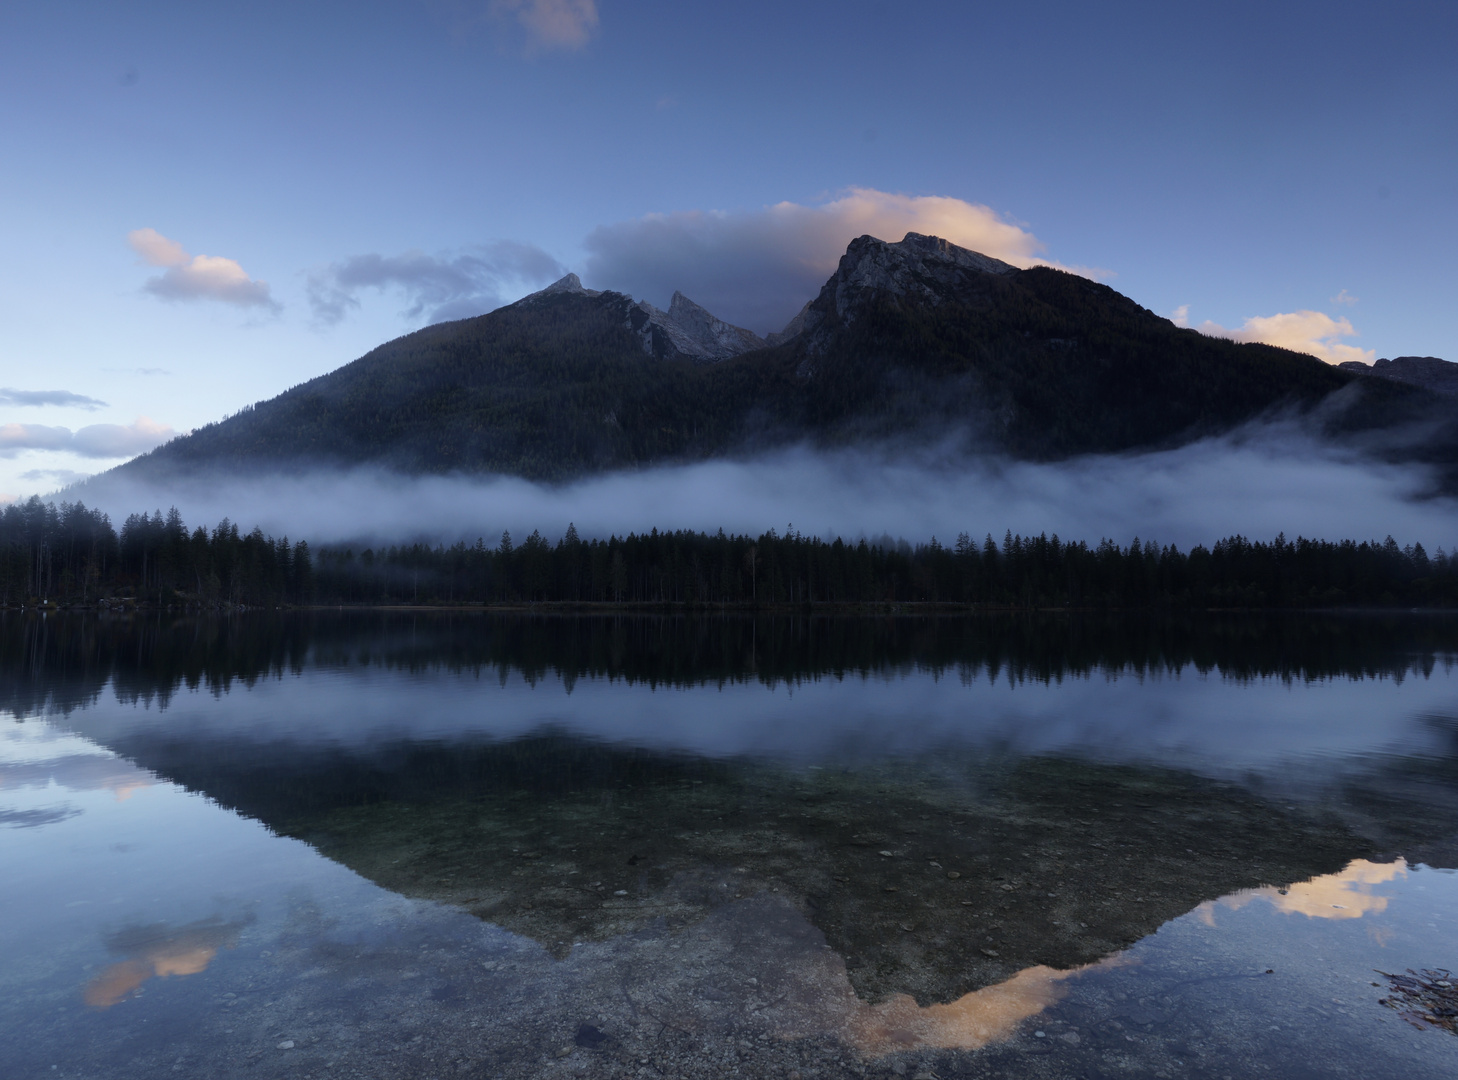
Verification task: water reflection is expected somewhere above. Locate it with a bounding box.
[0,754,154,801]
[1204,858,1409,923]
[849,857,1411,1053]
[849,961,1091,1052]
[83,916,253,1008]
[3,613,1458,1078]
[7,609,1458,718]
[0,805,81,828]
[54,721,1434,1013]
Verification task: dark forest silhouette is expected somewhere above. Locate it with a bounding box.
[2,495,1456,609]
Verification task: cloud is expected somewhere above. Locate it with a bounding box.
[0,388,107,410]
[102,367,171,376]
[0,423,71,454]
[0,417,174,460]
[308,241,566,326]
[583,188,1091,335]
[71,423,1458,552]
[490,0,599,51]
[1332,289,1358,306]
[19,468,90,486]
[127,228,277,310]
[1194,310,1375,365]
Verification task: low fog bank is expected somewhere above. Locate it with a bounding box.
[71,427,1458,550]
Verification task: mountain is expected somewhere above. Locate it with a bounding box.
[1339,356,1458,396]
[108,232,1445,483]
[529,273,766,363]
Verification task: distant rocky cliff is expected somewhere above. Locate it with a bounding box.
[777,232,1018,357]
[518,273,764,364]
[1339,356,1458,396]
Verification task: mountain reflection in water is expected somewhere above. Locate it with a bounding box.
[4,611,1458,1079]
[851,857,1406,1054]
[8,609,1458,719]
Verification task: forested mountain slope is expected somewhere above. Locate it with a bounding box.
[111,233,1443,482]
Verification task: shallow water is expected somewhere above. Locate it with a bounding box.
[2,612,1458,1078]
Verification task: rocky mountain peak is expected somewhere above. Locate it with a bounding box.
[623,293,765,364]
[513,275,762,364]
[831,233,1016,317]
[519,273,601,303]
[664,291,766,360]
[774,232,1020,356]
[1338,356,1457,396]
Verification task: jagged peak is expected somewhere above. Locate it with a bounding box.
[668,289,697,313]
[775,233,1022,363]
[656,291,764,361]
[517,273,601,304]
[843,232,1018,276]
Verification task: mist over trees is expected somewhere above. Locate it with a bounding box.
[3,495,1457,609]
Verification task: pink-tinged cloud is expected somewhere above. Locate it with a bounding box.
[491,0,598,52]
[127,229,277,310]
[1191,309,1375,365]
[0,417,174,459]
[584,188,1099,335]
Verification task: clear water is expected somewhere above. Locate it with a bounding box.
[3,612,1457,1079]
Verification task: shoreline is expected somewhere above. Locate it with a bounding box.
[3,600,1455,616]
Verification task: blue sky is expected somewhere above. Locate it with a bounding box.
[1,0,1454,500]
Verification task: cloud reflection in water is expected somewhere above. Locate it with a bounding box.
[1201,858,1407,925]
[83,916,252,1008]
[848,859,1406,1054]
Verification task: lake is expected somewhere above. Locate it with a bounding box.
[3,611,1457,1079]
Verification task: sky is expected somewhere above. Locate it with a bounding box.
[0,0,1455,502]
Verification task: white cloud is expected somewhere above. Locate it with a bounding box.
[0,424,72,455]
[1331,289,1358,306]
[308,242,565,326]
[1194,310,1375,365]
[127,228,277,309]
[1171,304,1191,328]
[0,417,174,460]
[583,188,1097,335]
[128,227,187,267]
[491,0,598,52]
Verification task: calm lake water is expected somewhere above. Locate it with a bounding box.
[3,612,1458,1079]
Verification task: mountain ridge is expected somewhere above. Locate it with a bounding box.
[1339,355,1458,396]
[96,232,1453,486]
[515,272,765,364]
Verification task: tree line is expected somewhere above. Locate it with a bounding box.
[3,494,1457,609]
[0,496,311,607]
[9,609,1458,723]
